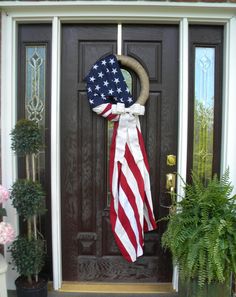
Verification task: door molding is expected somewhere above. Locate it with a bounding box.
[1,1,236,291]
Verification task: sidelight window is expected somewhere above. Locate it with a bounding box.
[193,47,215,181]
[25,46,46,182]
[187,26,223,182]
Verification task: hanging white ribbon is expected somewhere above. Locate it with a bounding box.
[111,103,145,164]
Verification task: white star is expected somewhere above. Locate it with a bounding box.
[93,64,98,70]
[106,68,110,73]
[101,93,106,99]
[94,93,98,96]
[109,58,115,65]
[95,85,101,91]
[112,68,118,74]
[114,78,120,84]
[128,97,133,103]
[89,99,94,104]
[117,88,122,94]
[103,80,109,87]
[101,60,107,65]
[114,97,118,101]
[125,87,130,93]
[108,89,114,95]
[88,87,92,92]
[98,72,104,78]
[89,76,96,82]
[120,98,124,102]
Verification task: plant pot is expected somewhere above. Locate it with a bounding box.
[15,276,48,297]
[179,278,232,297]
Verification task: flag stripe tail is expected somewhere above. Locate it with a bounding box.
[119,173,144,252]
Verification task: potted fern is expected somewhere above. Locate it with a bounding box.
[162,170,236,297]
[8,119,47,297]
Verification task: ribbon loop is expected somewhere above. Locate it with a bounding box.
[112,103,145,116]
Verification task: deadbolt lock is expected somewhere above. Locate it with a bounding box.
[167,155,176,166]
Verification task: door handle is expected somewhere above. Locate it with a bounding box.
[165,173,176,213]
[166,173,176,192]
[160,173,176,211]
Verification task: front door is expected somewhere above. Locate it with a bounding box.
[60,24,179,282]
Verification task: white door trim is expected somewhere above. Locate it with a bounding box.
[1,1,236,291]
[51,16,62,291]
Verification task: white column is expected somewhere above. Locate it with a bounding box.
[1,13,19,290]
[0,254,8,297]
[173,17,189,292]
[221,17,236,194]
[51,16,62,290]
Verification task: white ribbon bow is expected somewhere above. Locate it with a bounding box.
[112,103,145,164]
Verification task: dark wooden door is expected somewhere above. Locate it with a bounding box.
[61,24,179,282]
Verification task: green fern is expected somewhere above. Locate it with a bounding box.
[162,169,236,288]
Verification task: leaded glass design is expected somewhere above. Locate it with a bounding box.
[107,70,132,206]
[193,47,215,181]
[25,46,46,182]
[25,46,46,124]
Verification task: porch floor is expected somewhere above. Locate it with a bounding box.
[8,290,178,297]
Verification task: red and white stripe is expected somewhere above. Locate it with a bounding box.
[93,103,157,262]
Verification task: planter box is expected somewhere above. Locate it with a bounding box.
[179,278,232,297]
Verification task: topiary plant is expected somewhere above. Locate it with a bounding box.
[11,180,46,220]
[10,119,42,155]
[9,119,47,286]
[161,169,236,296]
[10,237,45,279]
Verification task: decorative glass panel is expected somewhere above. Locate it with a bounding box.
[25,46,46,123]
[193,47,215,181]
[25,46,46,181]
[107,70,132,206]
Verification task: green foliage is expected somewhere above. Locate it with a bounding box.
[9,236,45,279]
[11,119,42,155]
[162,169,236,288]
[10,179,46,220]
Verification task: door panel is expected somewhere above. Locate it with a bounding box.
[61,24,178,282]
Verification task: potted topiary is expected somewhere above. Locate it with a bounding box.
[8,119,47,297]
[161,170,236,297]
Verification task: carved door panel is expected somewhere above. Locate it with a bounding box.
[61,24,178,282]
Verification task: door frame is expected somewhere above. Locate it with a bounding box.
[1,1,236,291]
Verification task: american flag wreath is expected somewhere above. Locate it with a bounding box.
[86,54,157,262]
